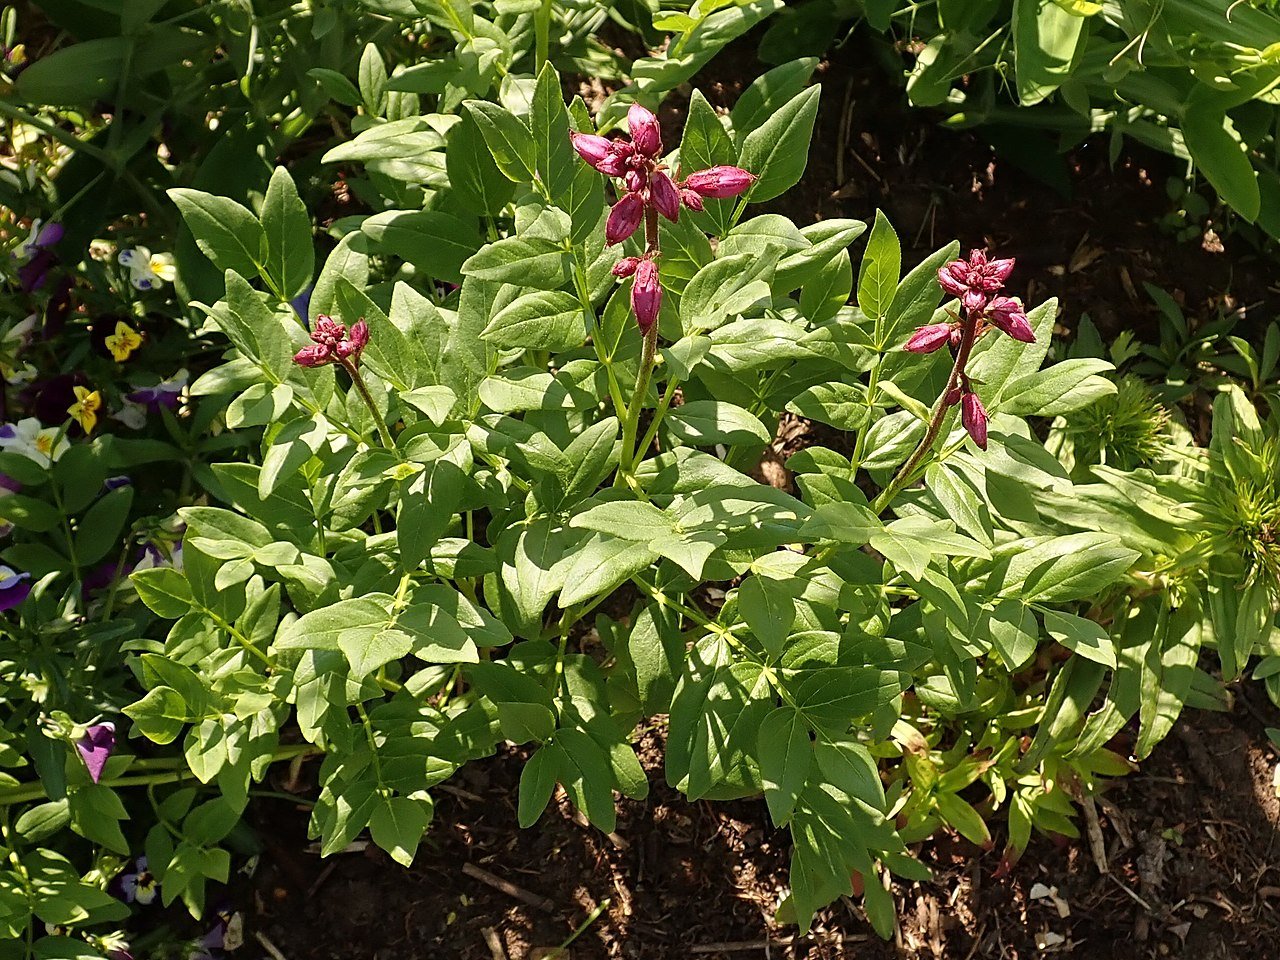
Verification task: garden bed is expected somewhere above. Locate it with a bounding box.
[231,34,1280,960]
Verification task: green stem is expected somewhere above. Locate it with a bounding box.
[871,314,978,514]
[342,358,395,449]
[573,257,629,420]
[616,206,663,483]
[632,368,680,468]
[535,0,552,68]
[0,101,118,168]
[618,323,659,482]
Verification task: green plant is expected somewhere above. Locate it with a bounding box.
[1,20,1278,958]
[761,0,1280,243]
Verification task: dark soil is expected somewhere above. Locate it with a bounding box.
[244,28,1280,960]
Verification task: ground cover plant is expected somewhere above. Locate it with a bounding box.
[762,0,1280,245]
[1,2,1279,958]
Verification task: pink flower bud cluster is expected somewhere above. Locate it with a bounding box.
[902,249,1037,452]
[570,103,757,333]
[937,249,1015,315]
[572,104,758,245]
[293,314,370,368]
[904,251,1034,356]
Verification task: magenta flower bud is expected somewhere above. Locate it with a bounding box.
[293,343,332,367]
[606,192,645,245]
[949,327,963,350]
[570,132,613,167]
[904,323,952,354]
[624,168,646,194]
[631,258,662,333]
[937,262,969,298]
[612,256,641,277]
[612,140,635,159]
[76,722,115,784]
[650,170,681,222]
[984,257,1016,290]
[627,103,662,158]
[597,150,629,177]
[312,315,345,343]
[987,296,1035,343]
[337,318,370,362]
[680,188,704,212]
[944,387,963,407]
[961,288,988,315]
[961,391,988,450]
[681,165,756,199]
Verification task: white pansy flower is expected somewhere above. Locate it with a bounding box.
[0,418,69,466]
[118,246,176,291]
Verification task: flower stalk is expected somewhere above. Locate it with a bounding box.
[874,249,1035,513]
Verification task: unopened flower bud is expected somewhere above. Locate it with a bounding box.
[631,258,662,333]
[651,170,680,222]
[961,391,988,450]
[987,296,1035,343]
[944,387,963,407]
[624,168,646,194]
[613,256,641,277]
[984,257,1015,290]
[627,103,662,158]
[904,323,952,354]
[337,318,370,362]
[937,262,968,298]
[680,188,704,212]
[312,315,345,343]
[606,192,645,245]
[681,165,757,198]
[293,343,331,367]
[598,150,629,177]
[570,132,614,168]
[962,289,988,315]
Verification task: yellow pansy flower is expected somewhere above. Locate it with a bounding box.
[68,386,103,435]
[105,320,143,362]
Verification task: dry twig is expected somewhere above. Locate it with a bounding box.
[463,862,556,912]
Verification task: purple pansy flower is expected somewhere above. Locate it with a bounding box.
[0,565,31,612]
[127,368,189,411]
[75,722,115,783]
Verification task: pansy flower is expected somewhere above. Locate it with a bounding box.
[118,247,176,291]
[0,565,31,612]
[2,313,37,350]
[68,387,103,435]
[0,418,69,465]
[127,368,189,412]
[118,856,158,906]
[12,219,62,264]
[75,721,115,783]
[105,321,143,362]
[134,541,184,574]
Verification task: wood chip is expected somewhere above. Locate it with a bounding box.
[254,932,289,960]
[690,940,792,954]
[1082,792,1109,874]
[463,862,555,913]
[481,927,507,960]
